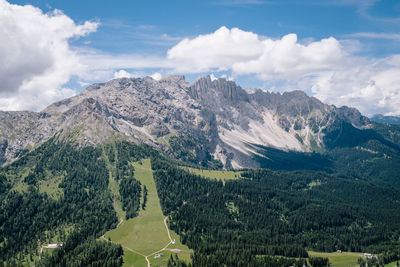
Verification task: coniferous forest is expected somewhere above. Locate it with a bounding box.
[152,157,400,266]
[0,139,400,266]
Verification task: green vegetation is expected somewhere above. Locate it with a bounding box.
[385,261,400,267]
[181,166,242,182]
[152,158,400,266]
[168,135,222,169]
[308,251,361,267]
[0,139,121,266]
[122,249,147,267]
[102,142,126,221]
[2,135,400,266]
[37,170,64,200]
[105,159,192,266]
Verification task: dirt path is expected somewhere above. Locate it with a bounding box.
[102,216,176,266]
[163,217,175,244]
[101,159,181,266]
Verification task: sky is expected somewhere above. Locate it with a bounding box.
[1,0,400,116]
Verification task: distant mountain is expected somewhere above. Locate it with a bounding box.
[370,114,400,125]
[0,75,375,168]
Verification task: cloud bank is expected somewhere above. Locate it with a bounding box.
[0,0,98,110]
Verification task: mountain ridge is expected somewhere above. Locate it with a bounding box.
[0,75,371,168]
[370,114,400,125]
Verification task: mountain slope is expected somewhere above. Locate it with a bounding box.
[1,75,400,265]
[371,114,400,125]
[0,75,374,169]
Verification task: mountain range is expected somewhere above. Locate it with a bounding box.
[0,75,375,168]
[370,114,400,125]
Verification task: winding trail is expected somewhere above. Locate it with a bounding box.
[102,235,150,267]
[103,216,174,266]
[164,217,175,244]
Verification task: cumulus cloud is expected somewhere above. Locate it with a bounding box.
[150,72,162,81]
[233,34,345,79]
[310,56,400,116]
[113,70,132,79]
[167,26,264,72]
[168,27,346,78]
[0,0,98,111]
[167,26,400,115]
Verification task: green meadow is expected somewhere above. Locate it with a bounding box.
[181,166,242,182]
[104,159,192,267]
[308,251,363,267]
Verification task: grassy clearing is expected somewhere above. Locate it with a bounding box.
[123,249,148,267]
[102,143,126,221]
[386,261,399,267]
[38,171,64,200]
[181,166,242,183]
[156,133,175,146]
[105,159,192,267]
[308,251,362,267]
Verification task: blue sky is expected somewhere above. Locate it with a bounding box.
[12,0,399,55]
[1,0,400,115]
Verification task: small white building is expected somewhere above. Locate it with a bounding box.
[154,254,163,259]
[47,244,63,249]
[364,253,373,259]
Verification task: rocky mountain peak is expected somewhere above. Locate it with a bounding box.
[190,75,249,103]
[0,75,371,168]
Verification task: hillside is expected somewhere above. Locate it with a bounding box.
[1,76,400,266]
[1,140,400,266]
[371,114,400,125]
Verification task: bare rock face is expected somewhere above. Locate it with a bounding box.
[0,75,370,168]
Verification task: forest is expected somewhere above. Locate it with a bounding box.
[1,138,400,266]
[152,157,400,266]
[0,139,123,266]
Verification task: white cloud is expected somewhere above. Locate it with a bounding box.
[167,26,400,115]
[167,26,346,78]
[167,26,264,72]
[1,6,400,117]
[150,72,162,81]
[310,56,400,116]
[113,70,132,79]
[233,34,345,80]
[0,0,98,111]
[209,73,218,81]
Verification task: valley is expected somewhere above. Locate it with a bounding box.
[104,159,192,267]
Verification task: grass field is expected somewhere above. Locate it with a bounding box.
[181,166,242,183]
[104,159,192,267]
[308,251,363,267]
[38,170,64,200]
[102,143,126,221]
[386,261,400,267]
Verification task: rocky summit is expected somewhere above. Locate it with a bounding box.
[0,75,370,168]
